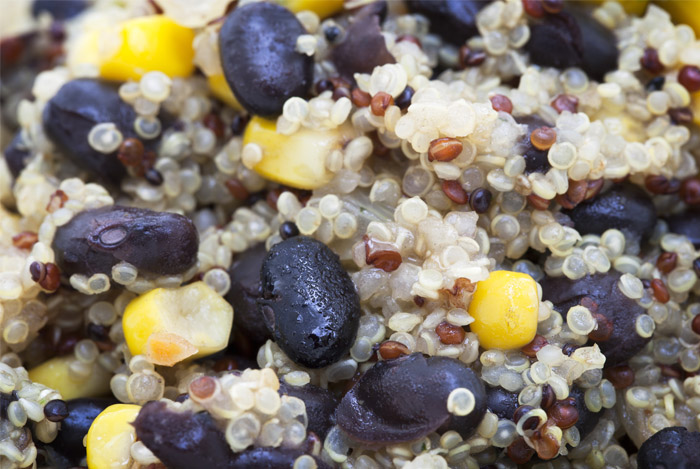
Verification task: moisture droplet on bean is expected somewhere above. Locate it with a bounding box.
[219,2,313,117]
[43,79,165,184]
[336,353,486,444]
[637,426,700,469]
[279,380,339,439]
[406,0,485,46]
[52,205,198,277]
[258,236,360,368]
[562,184,657,246]
[540,272,650,367]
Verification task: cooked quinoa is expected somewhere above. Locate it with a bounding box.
[3,0,700,467]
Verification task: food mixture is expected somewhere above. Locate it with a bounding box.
[3,0,700,467]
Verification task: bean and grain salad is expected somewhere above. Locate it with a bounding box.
[3,0,700,467]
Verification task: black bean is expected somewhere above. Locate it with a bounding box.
[230,448,332,469]
[666,209,700,248]
[406,0,484,45]
[563,183,657,246]
[42,79,164,184]
[2,132,31,180]
[637,426,700,469]
[331,3,395,80]
[32,0,89,20]
[258,236,360,368]
[516,115,553,174]
[336,353,486,444]
[225,243,270,346]
[569,6,619,82]
[568,385,600,440]
[49,398,117,465]
[540,272,650,367]
[279,380,339,438]
[52,205,198,277]
[219,2,313,117]
[43,399,69,422]
[486,385,520,420]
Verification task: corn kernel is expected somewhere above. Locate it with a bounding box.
[692,92,700,127]
[69,16,195,81]
[122,281,233,364]
[86,404,141,469]
[281,0,344,18]
[208,74,243,111]
[468,271,539,350]
[28,356,110,400]
[243,116,356,190]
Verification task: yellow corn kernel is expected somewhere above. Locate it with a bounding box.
[281,0,344,18]
[244,116,355,190]
[659,1,700,36]
[69,16,195,81]
[208,74,243,111]
[691,92,700,126]
[122,281,233,364]
[86,404,141,469]
[589,0,648,15]
[468,271,539,350]
[28,356,111,400]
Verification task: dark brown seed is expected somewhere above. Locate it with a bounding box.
[351,87,371,107]
[691,314,700,336]
[541,0,563,13]
[659,364,683,379]
[530,126,557,150]
[12,231,38,249]
[117,138,144,167]
[459,46,487,67]
[513,405,538,430]
[266,189,281,210]
[394,86,414,110]
[579,296,599,313]
[528,193,550,211]
[213,356,239,372]
[541,384,556,410]
[145,168,163,186]
[678,65,700,92]
[189,376,217,400]
[531,426,560,460]
[668,107,694,125]
[645,174,672,194]
[562,343,578,356]
[650,278,670,303]
[378,340,410,360]
[40,263,61,291]
[551,94,578,114]
[584,178,604,200]
[656,252,678,274]
[470,188,492,214]
[428,138,463,162]
[435,321,466,345]
[490,94,513,113]
[364,235,402,272]
[332,86,351,101]
[640,47,664,74]
[604,364,635,389]
[224,178,249,200]
[43,399,69,422]
[547,401,578,429]
[414,295,425,307]
[521,0,544,18]
[370,92,394,116]
[507,436,535,464]
[556,179,589,209]
[314,79,334,95]
[588,313,613,342]
[521,334,548,358]
[202,113,225,139]
[45,189,68,213]
[30,261,45,283]
[441,180,469,204]
[230,114,250,135]
[681,177,700,205]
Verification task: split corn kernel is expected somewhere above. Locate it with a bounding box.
[468,270,539,350]
[69,16,195,81]
[281,0,344,18]
[208,74,243,111]
[122,281,233,364]
[28,356,111,400]
[243,116,355,190]
[86,404,141,469]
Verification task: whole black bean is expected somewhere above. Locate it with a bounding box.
[516,115,553,174]
[230,448,332,469]
[43,79,164,184]
[562,183,657,246]
[406,0,485,45]
[32,0,89,19]
[572,7,619,82]
[52,205,198,277]
[2,132,31,180]
[219,2,313,117]
[637,426,700,469]
[568,385,600,440]
[225,243,270,346]
[667,209,700,248]
[486,385,519,420]
[49,398,116,465]
[331,3,395,80]
[540,272,650,367]
[336,353,486,444]
[279,380,339,438]
[258,236,360,368]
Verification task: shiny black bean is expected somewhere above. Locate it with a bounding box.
[32,0,89,19]
[406,0,485,45]
[540,272,650,367]
[279,380,339,438]
[637,426,700,469]
[219,2,313,117]
[568,385,600,440]
[52,205,198,277]
[336,353,486,444]
[49,398,116,465]
[515,115,553,174]
[562,184,657,246]
[667,209,700,248]
[258,236,360,368]
[572,7,619,82]
[2,132,31,180]
[486,385,519,420]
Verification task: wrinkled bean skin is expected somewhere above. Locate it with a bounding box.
[336,353,486,444]
[637,426,700,469]
[279,380,339,438]
[226,243,270,347]
[562,184,657,246]
[258,236,361,368]
[52,205,198,277]
[219,2,313,117]
[540,272,650,367]
[406,0,484,45]
[667,210,700,248]
[48,398,117,465]
[43,79,164,185]
[2,132,31,180]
